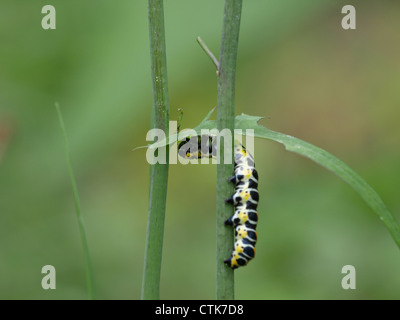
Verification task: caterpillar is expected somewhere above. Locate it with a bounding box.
[178,134,259,269]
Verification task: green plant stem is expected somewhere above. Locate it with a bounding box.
[141,0,170,300]
[216,0,243,300]
[196,36,220,70]
[55,103,95,300]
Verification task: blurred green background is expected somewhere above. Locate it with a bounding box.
[1,0,400,299]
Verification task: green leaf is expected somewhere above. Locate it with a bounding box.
[139,110,400,250]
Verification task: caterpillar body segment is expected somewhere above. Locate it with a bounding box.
[225,187,259,206]
[223,240,256,268]
[230,167,258,182]
[224,206,258,228]
[235,225,257,243]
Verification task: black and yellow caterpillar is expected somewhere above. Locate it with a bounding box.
[178,135,259,269]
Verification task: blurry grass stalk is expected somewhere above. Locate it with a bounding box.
[196,36,220,71]
[141,0,170,300]
[55,103,95,300]
[216,0,243,300]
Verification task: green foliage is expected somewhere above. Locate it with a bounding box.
[56,104,95,300]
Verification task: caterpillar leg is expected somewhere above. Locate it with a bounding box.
[223,258,237,269]
[224,217,234,226]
